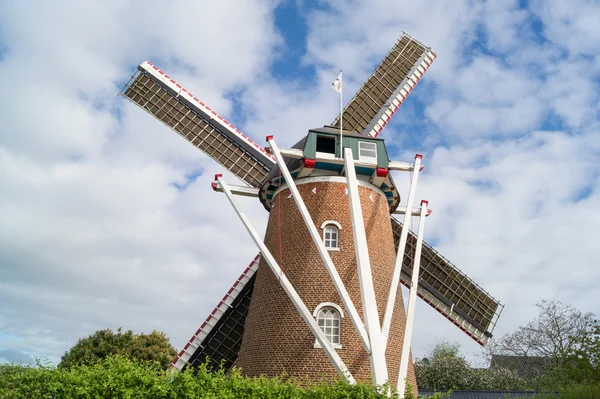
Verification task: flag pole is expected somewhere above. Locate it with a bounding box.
[339,70,343,159]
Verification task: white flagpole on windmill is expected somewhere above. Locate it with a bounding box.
[331,70,343,158]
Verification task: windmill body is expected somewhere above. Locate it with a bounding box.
[119,33,504,395]
[235,129,416,389]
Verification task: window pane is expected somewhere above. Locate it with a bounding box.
[316,307,341,347]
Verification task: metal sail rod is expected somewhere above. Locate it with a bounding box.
[397,200,429,397]
[216,175,355,384]
[343,147,389,387]
[383,154,422,344]
[267,136,372,354]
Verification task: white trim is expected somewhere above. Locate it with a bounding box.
[313,302,344,318]
[313,303,344,350]
[320,220,342,230]
[316,151,337,160]
[358,141,378,163]
[321,221,341,251]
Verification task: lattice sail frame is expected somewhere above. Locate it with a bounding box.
[331,33,436,138]
[171,256,259,371]
[120,62,275,188]
[391,218,503,345]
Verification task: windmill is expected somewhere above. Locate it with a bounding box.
[119,33,503,395]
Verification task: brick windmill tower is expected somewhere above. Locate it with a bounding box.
[120,33,503,395]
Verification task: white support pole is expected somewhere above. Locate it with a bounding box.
[382,154,422,344]
[267,136,372,354]
[343,147,389,387]
[216,175,356,384]
[397,200,428,397]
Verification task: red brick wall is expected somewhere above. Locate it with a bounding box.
[236,179,417,394]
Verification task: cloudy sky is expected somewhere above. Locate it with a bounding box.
[1,0,599,367]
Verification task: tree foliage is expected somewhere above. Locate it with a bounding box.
[536,318,600,388]
[59,328,177,370]
[416,341,526,391]
[562,319,600,383]
[485,299,595,359]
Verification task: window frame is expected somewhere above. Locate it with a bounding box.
[358,140,378,163]
[313,302,343,349]
[315,134,338,158]
[320,220,341,251]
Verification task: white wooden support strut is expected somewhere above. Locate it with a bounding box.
[215,174,356,384]
[382,154,422,345]
[267,136,372,355]
[343,147,389,387]
[397,200,429,397]
[211,182,260,197]
[393,206,432,217]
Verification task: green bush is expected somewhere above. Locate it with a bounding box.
[0,355,398,398]
[59,328,177,370]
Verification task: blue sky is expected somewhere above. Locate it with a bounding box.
[0,0,599,369]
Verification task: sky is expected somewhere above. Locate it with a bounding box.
[0,0,599,368]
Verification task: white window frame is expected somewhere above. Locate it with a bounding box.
[315,135,338,159]
[320,220,341,251]
[313,302,344,349]
[358,141,377,163]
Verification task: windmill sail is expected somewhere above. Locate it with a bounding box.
[391,218,503,345]
[171,256,259,371]
[121,62,275,188]
[332,33,436,137]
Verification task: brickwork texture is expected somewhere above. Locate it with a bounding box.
[236,179,417,394]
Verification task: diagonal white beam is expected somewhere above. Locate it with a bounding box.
[343,147,389,386]
[382,154,422,344]
[267,136,372,354]
[397,200,429,397]
[216,175,355,384]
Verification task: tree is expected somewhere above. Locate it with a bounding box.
[415,341,525,391]
[485,299,595,360]
[59,328,177,369]
[558,319,600,384]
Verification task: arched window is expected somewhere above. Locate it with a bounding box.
[320,221,341,251]
[313,303,343,349]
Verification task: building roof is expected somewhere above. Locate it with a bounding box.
[419,391,552,399]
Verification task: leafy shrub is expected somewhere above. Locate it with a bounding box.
[0,355,397,398]
[415,355,526,390]
[59,327,177,370]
